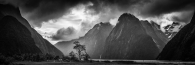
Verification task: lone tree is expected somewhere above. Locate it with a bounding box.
[73,41,90,61]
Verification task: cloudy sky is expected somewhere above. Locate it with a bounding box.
[1,0,194,44]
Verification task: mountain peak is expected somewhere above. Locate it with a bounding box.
[118,13,139,24]
[102,12,160,59]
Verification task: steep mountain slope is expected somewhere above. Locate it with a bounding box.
[55,41,75,56]
[157,12,195,61]
[78,22,113,58]
[0,15,42,55]
[140,21,168,51]
[55,22,113,58]
[0,4,63,56]
[101,13,160,60]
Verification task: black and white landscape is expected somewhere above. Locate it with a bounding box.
[0,0,195,64]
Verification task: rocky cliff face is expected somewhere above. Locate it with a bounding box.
[0,4,63,56]
[55,22,113,58]
[101,13,160,60]
[157,12,195,61]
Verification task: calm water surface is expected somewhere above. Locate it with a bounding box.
[14,59,195,65]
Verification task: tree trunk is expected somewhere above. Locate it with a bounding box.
[78,50,81,61]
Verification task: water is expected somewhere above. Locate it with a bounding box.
[13,59,195,65]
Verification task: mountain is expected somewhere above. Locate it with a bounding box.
[140,21,169,51]
[0,4,63,56]
[55,22,113,58]
[0,15,42,55]
[101,13,162,60]
[55,41,75,56]
[55,13,169,59]
[157,12,195,61]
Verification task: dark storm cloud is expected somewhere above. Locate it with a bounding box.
[51,27,75,40]
[141,0,195,17]
[1,0,151,27]
[2,0,194,26]
[171,11,194,23]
